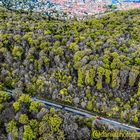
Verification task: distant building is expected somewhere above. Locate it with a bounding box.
[95,0,112,5]
[104,0,112,5]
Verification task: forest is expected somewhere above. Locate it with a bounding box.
[0,91,137,139]
[0,6,140,139]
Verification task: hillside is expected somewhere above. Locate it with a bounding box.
[1,0,140,18]
[0,7,140,134]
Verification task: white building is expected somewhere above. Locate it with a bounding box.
[96,0,112,5]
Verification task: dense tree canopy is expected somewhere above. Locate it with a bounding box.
[0,7,140,134]
[1,90,124,140]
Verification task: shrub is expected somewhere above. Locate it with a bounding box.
[19,114,29,125]
[129,66,139,87]
[68,43,79,52]
[77,68,85,87]
[12,46,23,59]
[29,101,42,112]
[111,69,120,89]
[18,94,31,103]
[59,88,68,96]
[13,101,20,112]
[86,89,92,100]
[48,114,62,132]
[86,101,93,111]
[96,67,105,90]
[23,125,35,140]
[85,68,95,86]
[105,69,111,85]
[7,120,18,139]
[137,83,140,96]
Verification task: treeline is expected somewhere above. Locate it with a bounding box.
[0,8,140,127]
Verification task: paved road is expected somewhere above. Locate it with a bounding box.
[3,89,140,133]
